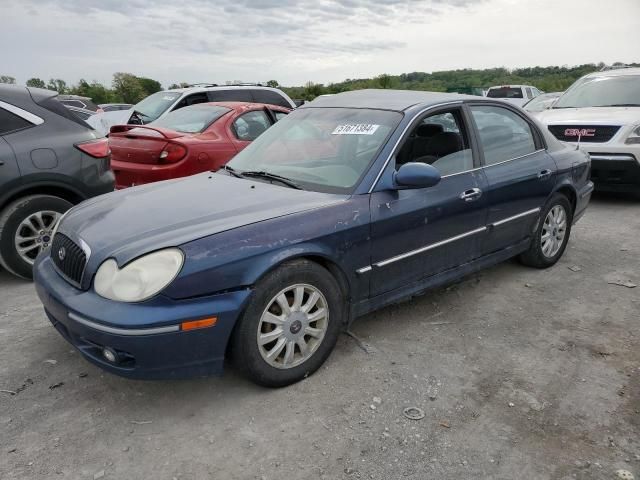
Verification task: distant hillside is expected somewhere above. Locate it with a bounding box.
[281,62,640,101]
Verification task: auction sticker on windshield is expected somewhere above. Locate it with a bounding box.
[332,124,380,135]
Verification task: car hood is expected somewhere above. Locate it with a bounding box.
[58,173,347,272]
[87,109,133,135]
[536,107,640,126]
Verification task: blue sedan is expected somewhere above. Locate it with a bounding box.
[34,90,594,387]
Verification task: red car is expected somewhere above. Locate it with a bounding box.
[109,102,290,188]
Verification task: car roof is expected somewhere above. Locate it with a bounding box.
[166,85,287,94]
[300,89,482,112]
[583,67,640,78]
[487,85,535,89]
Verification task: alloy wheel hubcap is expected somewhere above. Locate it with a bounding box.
[14,210,61,265]
[257,284,329,369]
[541,205,567,258]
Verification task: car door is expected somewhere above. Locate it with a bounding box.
[368,106,489,297]
[468,103,556,255]
[227,109,273,153]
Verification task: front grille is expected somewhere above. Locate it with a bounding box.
[51,233,87,286]
[547,125,620,143]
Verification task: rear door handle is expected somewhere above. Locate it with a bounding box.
[459,188,482,202]
[538,169,553,180]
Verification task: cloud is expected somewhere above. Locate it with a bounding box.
[1,0,638,88]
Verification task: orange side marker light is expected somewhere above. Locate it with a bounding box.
[181,317,217,331]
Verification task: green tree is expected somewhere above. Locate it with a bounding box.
[112,72,146,104]
[0,75,16,84]
[137,77,162,96]
[303,81,325,101]
[26,78,46,88]
[376,74,393,89]
[70,79,115,104]
[47,78,67,93]
[266,80,279,88]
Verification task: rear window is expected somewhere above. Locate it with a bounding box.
[487,87,524,99]
[37,97,94,129]
[152,104,231,133]
[252,89,292,108]
[0,107,33,135]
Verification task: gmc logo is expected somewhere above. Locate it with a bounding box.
[565,128,596,137]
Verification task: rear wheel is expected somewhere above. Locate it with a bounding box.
[231,259,343,387]
[0,195,72,279]
[519,193,573,269]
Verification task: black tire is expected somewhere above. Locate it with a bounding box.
[0,195,73,280]
[231,259,344,387]
[519,193,573,269]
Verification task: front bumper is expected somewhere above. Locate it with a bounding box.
[34,255,251,379]
[589,153,640,193]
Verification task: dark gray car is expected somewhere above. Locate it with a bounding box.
[0,85,114,279]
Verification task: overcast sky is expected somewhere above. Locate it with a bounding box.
[1,0,638,88]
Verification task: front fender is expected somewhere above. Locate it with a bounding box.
[163,196,371,302]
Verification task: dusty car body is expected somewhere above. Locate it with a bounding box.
[34,89,593,386]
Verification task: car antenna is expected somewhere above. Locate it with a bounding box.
[576,133,581,151]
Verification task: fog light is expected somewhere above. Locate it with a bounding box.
[102,347,117,363]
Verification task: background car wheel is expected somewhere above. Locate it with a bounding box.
[231,259,344,387]
[519,193,573,269]
[0,195,72,279]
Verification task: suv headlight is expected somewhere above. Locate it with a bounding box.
[94,248,184,302]
[625,125,640,145]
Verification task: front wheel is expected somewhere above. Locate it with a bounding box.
[231,260,343,387]
[0,195,72,279]
[519,193,573,269]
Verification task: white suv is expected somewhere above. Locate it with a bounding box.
[88,84,296,135]
[537,68,640,193]
[485,85,542,107]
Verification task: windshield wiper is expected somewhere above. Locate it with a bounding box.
[221,164,243,178]
[240,171,302,190]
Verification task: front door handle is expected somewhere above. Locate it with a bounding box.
[538,169,553,180]
[460,188,482,202]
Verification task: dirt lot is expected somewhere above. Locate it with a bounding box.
[1,194,638,480]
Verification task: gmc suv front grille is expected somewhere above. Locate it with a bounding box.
[547,125,620,143]
[51,233,87,286]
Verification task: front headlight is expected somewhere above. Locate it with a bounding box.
[625,125,640,145]
[94,248,184,302]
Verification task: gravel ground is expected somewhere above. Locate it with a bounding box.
[1,193,638,480]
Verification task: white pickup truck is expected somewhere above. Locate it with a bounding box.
[485,85,542,107]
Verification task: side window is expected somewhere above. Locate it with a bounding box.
[271,110,288,122]
[470,105,536,166]
[395,108,474,177]
[525,87,533,99]
[252,90,291,108]
[232,110,271,141]
[207,90,254,102]
[172,93,209,111]
[0,107,33,135]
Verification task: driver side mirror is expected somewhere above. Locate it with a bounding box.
[393,162,441,189]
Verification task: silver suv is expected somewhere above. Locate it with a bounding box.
[88,84,296,135]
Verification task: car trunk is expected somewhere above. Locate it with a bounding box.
[109,126,185,165]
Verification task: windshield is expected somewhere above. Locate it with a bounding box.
[227,107,402,193]
[151,104,230,133]
[487,87,523,99]
[554,75,640,108]
[133,91,181,122]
